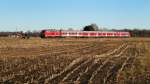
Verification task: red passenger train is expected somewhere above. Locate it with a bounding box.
[40,30,130,38]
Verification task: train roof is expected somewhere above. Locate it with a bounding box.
[44,30,129,33]
[62,31,130,33]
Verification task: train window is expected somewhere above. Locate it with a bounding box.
[63,32,66,34]
[107,33,113,36]
[82,33,88,35]
[102,33,106,35]
[114,33,120,36]
[79,33,82,35]
[121,33,127,35]
[90,33,96,35]
[98,33,102,35]
[70,33,77,35]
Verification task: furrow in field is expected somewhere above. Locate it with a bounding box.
[89,44,128,84]
[44,44,113,84]
[58,43,127,84]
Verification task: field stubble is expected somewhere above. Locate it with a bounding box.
[0,37,150,84]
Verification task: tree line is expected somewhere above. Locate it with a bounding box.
[0,24,150,37]
[116,29,150,37]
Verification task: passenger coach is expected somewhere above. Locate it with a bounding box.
[40,30,130,38]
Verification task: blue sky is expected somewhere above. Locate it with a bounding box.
[0,0,150,31]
